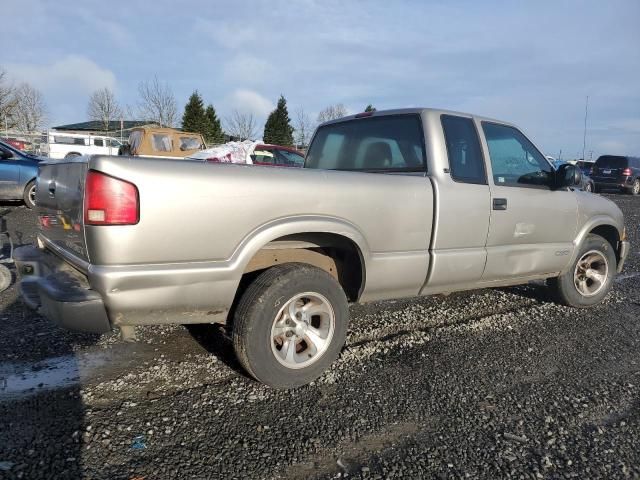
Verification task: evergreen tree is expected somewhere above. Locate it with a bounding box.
[181,91,206,133]
[263,95,294,146]
[364,104,376,112]
[203,104,225,144]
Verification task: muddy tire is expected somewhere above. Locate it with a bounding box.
[547,234,616,308]
[232,263,349,388]
[0,264,11,292]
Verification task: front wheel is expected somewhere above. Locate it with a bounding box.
[547,233,616,307]
[23,181,36,209]
[584,181,593,193]
[630,179,640,196]
[232,263,349,388]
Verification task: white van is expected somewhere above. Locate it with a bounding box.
[46,132,122,159]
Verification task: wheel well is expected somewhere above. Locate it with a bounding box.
[243,233,365,302]
[589,224,620,262]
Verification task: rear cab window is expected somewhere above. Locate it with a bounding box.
[305,114,426,172]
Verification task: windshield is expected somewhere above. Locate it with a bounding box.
[305,115,426,172]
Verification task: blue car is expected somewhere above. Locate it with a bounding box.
[0,140,42,208]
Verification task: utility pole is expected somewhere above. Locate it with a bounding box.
[582,95,589,161]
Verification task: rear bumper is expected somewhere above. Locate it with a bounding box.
[592,176,633,189]
[617,240,630,273]
[14,245,111,334]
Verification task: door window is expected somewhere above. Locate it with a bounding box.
[274,149,304,167]
[151,134,173,152]
[482,122,552,188]
[441,115,486,184]
[93,138,104,147]
[251,150,276,165]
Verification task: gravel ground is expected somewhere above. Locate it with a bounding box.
[0,193,638,480]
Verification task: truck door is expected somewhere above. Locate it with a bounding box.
[421,114,491,293]
[479,122,577,281]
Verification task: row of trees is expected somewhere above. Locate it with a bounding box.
[86,79,375,147]
[0,69,47,134]
[2,66,374,146]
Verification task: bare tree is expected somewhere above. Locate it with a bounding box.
[137,76,178,127]
[0,68,16,130]
[294,107,313,148]
[317,103,348,124]
[87,87,122,132]
[12,82,47,133]
[224,110,258,141]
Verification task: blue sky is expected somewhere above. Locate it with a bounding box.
[2,0,639,158]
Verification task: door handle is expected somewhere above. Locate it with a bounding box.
[493,198,507,210]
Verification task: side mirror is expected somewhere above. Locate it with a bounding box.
[556,163,582,189]
[0,149,12,160]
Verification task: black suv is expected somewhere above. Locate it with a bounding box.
[591,155,640,195]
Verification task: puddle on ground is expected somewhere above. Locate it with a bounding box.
[0,352,108,401]
[616,271,640,282]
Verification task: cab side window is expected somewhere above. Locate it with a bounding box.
[441,115,486,184]
[482,122,552,188]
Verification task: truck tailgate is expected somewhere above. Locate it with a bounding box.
[36,157,89,264]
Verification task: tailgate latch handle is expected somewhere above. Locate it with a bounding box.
[493,198,507,210]
[48,181,56,196]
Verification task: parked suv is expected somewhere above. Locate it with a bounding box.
[591,155,640,195]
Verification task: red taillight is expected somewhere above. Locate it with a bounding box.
[622,167,632,176]
[84,170,139,225]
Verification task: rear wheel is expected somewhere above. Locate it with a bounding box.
[584,181,593,193]
[65,152,80,159]
[232,263,349,388]
[548,234,615,307]
[631,179,640,195]
[23,181,36,209]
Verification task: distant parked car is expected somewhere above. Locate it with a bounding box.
[47,132,122,159]
[1,138,27,151]
[0,140,43,208]
[251,145,305,167]
[189,142,305,167]
[591,155,640,195]
[575,160,595,176]
[553,160,594,192]
[119,127,205,159]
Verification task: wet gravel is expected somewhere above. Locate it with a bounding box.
[0,193,638,479]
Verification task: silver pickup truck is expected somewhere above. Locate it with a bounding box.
[15,108,629,388]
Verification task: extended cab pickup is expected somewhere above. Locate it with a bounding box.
[15,108,630,388]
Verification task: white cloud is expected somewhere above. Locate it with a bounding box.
[7,55,117,96]
[223,55,276,85]
[227,89,274,117]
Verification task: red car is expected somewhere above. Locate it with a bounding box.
[250,144,305,167]
[1,138,27,151]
